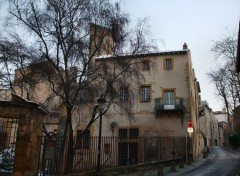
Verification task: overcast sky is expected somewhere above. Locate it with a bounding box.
[121,0,240,111]
[0,1,240,111]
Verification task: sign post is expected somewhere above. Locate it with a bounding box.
[187,122,193,137]
[186,122,193,163]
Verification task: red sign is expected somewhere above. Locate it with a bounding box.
[187,122,193,128]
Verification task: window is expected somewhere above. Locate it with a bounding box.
[141,86,150,102]
[77,89,87,102]
[164,90,175,105]
[119,128,139,139]
[0,124,3,132]
[142,60,150,71]
[120,87,128,102]
[119,129,128,139]
[121,62,128,71]
[163,90,175,110]
[164,58,173,70]
[129,128,139,139]
[76,130,90,149]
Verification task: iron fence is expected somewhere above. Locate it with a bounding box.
[0,117,19,176]
[38,135,188,175]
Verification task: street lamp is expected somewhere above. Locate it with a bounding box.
[95,96,106,176]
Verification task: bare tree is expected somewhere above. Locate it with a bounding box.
[0,0,156,173]
[207,32,239,125]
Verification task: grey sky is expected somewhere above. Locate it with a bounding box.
[0,0,240,111]
[122,0,240,111]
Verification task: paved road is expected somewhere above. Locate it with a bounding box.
[178,146,240,176]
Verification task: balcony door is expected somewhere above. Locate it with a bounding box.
[164,90,175,109]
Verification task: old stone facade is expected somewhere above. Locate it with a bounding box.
[1,19,204,165]
[199,102,226,150]
[199,103,212,148]
[0,88,11,100]
[9,45,202,163]
[0,94,46,176]
[13,61,61,133]
[215,109,232,146]
[78,43,202,160]
[233,105,240,131]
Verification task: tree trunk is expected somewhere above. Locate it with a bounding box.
[65,107,74,173]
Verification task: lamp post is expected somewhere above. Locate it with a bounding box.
[95,97,106,176]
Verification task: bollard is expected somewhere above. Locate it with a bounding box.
[170,162,176,172]
[112,172,119,176]
[187,157,192,165]
[157,165,164,176]
[138,168,145,176]
[179,158,184,168]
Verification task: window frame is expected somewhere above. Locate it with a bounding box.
[142,60,150,71]
[119,128,128,139]
[162,89,176,105]
[164,58,173,70]
[118,128,139,139]
[140,85,151,102]
[119,86,129,102]
[129,128,139,139]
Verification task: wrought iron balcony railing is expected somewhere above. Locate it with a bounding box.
[155,98,184,111]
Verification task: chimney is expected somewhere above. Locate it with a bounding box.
[222,108,226,113]
[183,42,188,50]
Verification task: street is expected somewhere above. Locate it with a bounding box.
[178,146,240,176]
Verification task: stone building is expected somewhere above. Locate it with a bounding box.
[85,43,202,161]
[13,61,62,132]
[214,109,232,146]
[218,122,224,146]
[3,23,203,170]
[0,88,11,100]
[199,102,212,148]
[9,45,202,166]
[211,114,219,146]
[232,105,240,132]
[199,102,225,148]
[214,108,233,129]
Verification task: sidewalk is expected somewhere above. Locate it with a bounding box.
[164,154,208,176]
[118,154,209,176]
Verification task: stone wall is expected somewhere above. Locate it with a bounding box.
[0,94,46,176]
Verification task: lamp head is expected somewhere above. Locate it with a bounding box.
[97,96,106,111]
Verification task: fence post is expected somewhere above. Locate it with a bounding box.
[179,157,184,168]
[157,165,164,176]
[159,138,162,160]
[112,172,119,176]
[169,162,176,172]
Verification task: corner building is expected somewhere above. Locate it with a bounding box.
[93,44,201,162]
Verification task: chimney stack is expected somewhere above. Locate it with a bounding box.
[222,108,226,113]
[183,43,188,50]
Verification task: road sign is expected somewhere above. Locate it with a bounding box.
[187,121,193,133]
[187,127,193,133]
[187,122,193,128]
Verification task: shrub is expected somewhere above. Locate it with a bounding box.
[229,132,240,147]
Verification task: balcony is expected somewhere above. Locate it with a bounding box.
[155,98,184,112]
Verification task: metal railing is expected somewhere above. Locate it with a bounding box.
[155,98,184,111]
[37,136,187,175]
